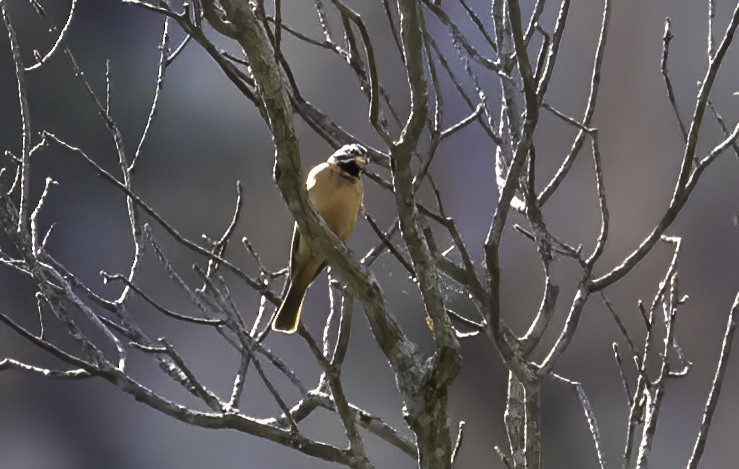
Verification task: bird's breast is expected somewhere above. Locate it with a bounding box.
[307,163,363,241]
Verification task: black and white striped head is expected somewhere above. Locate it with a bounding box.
[328,144,369,177]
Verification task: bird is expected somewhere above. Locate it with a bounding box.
[272,144,369,333]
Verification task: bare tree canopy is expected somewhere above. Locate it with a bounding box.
[0,0,738,468]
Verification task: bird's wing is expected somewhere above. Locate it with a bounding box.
[288,221,326,292]
[287,162,328,279]
[288,222,301,276]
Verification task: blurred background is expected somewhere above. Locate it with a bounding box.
[0,0,737,467]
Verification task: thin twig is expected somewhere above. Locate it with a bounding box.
[440,103,484,140]
[451,420,466,464]
[687,291,739,468]
[707,0,716,60]
[2,3,32,233]
[364,213,414,275]
[29,178,58,256]
[539,0,610,205]
[707,100,739,160]
[202,181,245,286]
[131,17,171,170]
[101,272,225,326]
[661,18,689,142]
[612,343,633,406]
[600,292,639,359]
[0,357,90,378]
[551,374,607,469]
[584,134,609,266]
[25,0,78,71]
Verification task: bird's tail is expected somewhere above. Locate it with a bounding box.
[272,281,308,333]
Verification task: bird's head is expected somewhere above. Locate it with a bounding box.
[328,144,370,177]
